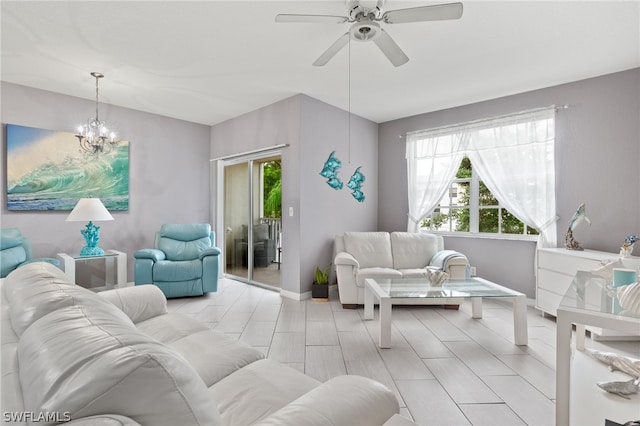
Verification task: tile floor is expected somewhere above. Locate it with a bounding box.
[166,278,639,426]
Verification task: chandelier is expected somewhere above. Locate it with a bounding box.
[76,72,119,155]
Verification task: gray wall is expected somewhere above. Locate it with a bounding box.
[299,95,378,290]
[210,94,378,296]
[1,82,212,280]
[378,68,640,297]
[210,96,302,295]
[4,69,636,298]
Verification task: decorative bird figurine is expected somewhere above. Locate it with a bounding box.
[565,202,590,250]
[568,202,591,231]
[620,234,639,257]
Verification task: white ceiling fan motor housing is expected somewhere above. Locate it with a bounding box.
[346,0,384,13]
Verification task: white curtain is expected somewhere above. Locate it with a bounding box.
[406,132,466,232]
[406,107,557,247]
[466,109,557,247]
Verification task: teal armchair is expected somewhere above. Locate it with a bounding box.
[134,223,220,298]
[0,228,61,278]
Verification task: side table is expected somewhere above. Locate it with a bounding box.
[57,250,127,291]
[555,271,640,426]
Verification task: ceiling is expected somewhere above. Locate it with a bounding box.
[2,1,639,126]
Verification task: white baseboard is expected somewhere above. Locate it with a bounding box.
[280,288,311,301]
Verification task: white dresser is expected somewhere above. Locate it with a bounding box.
[536,247,640,339]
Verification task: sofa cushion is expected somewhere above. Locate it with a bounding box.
[170,329,265,386]
[18,302,221,426]
[1,295,18,345]
[138,312,264,386]
[1,342,24,417]
[1,245,27,277]
[344,232,393,269]
[3,262,105,337]
[0,228,23,250]
[154,280,205,298]
[355,267,403,287]
[63,415,142,426]
[158,237,212,261]
[154,259,202,281]
[3,260,67,286]
[209,359,320,425]
[158,224,213,261]
[255,375,400,426]
[136,312,210,343]
[391,232,442,270]
[99,284,168,324]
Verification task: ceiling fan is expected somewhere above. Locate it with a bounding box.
[275,1,463,67]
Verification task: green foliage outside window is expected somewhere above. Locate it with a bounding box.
[263,161,281,218]
[422,212,450,230]
[421,157,538,235]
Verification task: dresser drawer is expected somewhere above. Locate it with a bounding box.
[537,268,574,294]
[537,250,607,276]
[535,288,563,316]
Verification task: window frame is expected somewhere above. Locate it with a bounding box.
[421,158,539,241]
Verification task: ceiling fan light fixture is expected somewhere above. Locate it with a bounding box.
[350,21,381,42]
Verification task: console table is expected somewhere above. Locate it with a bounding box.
[57,250,127,291]
[537,247,640,340]
[555,271,640,425]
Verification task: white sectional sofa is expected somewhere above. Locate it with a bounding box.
[1,262,400,426]
[334,232,469,308]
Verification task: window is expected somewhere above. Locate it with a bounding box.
[406,107,557,246]
[261,159,281,218]
[421,157,538,236]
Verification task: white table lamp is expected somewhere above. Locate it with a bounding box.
[66,198,114,256]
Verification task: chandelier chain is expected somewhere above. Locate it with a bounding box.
[94,74,99,121]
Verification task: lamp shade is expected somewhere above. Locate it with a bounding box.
[66,198,114,222]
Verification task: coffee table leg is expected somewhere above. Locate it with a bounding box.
[471,297,482,318]
[512,295,528,345]
[379,297,392,348]
[364,284,374,320]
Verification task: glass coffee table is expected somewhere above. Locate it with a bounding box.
[364,277,528,348]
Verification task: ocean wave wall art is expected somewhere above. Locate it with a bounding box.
[6,124,129,211]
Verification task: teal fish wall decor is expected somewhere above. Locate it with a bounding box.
[319,151,343,190]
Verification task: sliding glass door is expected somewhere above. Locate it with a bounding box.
[224,162,250,280]
[221,154,281,288]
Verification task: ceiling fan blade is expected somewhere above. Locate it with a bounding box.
[382,2,463,24]
[275,14,348,24]
[373,29,409,67]
[313,32,350,66]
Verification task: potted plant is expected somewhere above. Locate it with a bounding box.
[312,264,330,301]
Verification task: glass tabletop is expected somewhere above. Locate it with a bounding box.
[367,277,523,299]
[559,270,640,319]
[65,250,120,260]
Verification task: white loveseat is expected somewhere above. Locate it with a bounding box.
[334,232,469,308]
[1,262,400,426]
